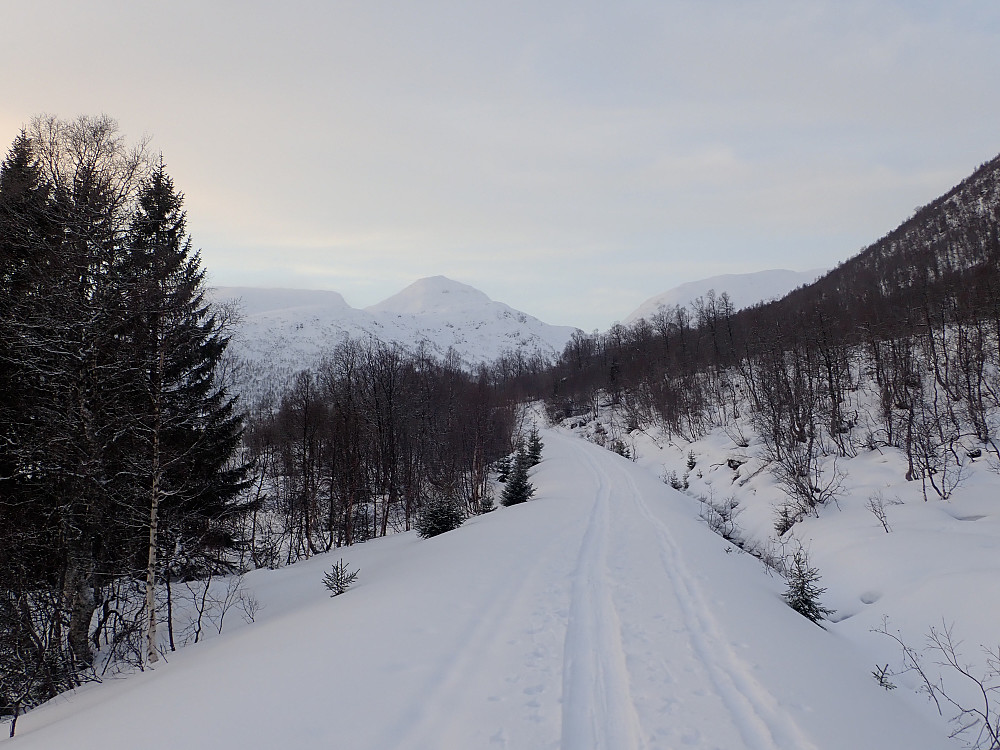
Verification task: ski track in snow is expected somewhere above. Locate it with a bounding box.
[606,451,818,750]
[383,517,579,750]
[563,434,817,750]
[560,452,646,750]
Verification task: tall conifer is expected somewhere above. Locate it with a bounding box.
[124,161,251,663]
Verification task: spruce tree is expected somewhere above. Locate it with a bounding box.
[501,445,535,506]
[783,548,834,624]
[123,161,251,664]
[0,130,53,522]
[0,130,76,720]
[8,115,143,672]
[0,119,253,707]
[526,424,544,466]
[415,489,466,538]
[495,453,512,483]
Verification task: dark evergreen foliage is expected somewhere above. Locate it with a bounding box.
[526,424,544,466]
[501,446,536,506]
[415,490,466,538]
[0,118,251,719]
[123,161,252,573]
[783,549,834,624]
[495,453,512,483]
[322,559,359,596]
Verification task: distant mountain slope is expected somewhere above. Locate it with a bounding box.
[213,287,352,317]
[210,277,579,398]
[625,152,1000,335]
[624,269,824,324]
[753,152,1000,340]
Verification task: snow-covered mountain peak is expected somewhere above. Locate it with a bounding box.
[366,275,492,316]
[624,268,824,324]
[209,279,579,399]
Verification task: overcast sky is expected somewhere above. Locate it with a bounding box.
[3,1,999,330]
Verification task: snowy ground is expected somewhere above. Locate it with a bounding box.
[3,429,956,749]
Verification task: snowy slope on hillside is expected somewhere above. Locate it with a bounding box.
[210,277,579,395]
[625,269,824,324]
[2,430,945,749]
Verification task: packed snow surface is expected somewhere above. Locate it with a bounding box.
[625,269,824,324]
[4,430,945,749]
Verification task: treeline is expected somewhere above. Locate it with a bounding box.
[545,153,1000,528]
[238,340,517,568]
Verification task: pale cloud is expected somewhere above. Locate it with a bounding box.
[2,1,999,330]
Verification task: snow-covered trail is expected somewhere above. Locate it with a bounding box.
[5,429,944,749]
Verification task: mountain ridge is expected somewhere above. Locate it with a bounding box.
[210,276,580,398]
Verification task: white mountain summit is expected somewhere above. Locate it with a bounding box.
[210,276,579,395]
[365,275,494,316]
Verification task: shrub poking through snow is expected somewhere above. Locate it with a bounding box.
[323,559,359,597]
[872,664,896,691]
[610,439,632,460]
[783,548,834,624]
[477,487,496,514]
[416,491,466,538]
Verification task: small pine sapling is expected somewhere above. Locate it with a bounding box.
[872,664,896,690]
[783,548,834,624]
[478,486,496,514]
[610,439,631,460]
[527,425,544,466]
[323,559,359,596]
[664,470,685,491]
[774,503,798,536]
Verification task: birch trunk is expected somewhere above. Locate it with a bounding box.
[144,345,164,666]
[144,431,161,665]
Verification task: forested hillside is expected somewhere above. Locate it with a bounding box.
[536,155,1000,747]
[546,153,1000,499]
[238,339,520,566]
